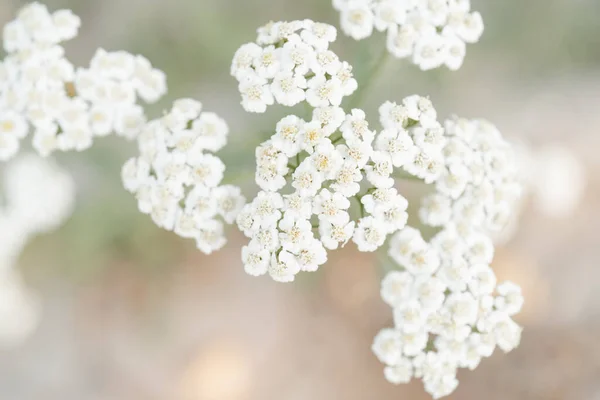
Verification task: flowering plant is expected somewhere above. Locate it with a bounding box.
[0,2,524,398]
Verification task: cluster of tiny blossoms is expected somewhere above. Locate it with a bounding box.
[237,105,412,282]
[373,226,523,398]
[0,2,167,160]
[332,0,484,70]
[122,99,246,254]
[231,20,357,113]
[0,154,75,346]
[371,99,523,398]
[419,117,521,232]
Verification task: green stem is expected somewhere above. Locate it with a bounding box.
[354,194,365,218]
[348,47,389,109]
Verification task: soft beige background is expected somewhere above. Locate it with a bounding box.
[1,0,599,399]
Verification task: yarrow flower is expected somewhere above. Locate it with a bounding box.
[0,2,167,161]
[237,106,412,282]
[373,227,523,399]
[231,20,357,113]
[332,0,484,70]
[370,97,523,398]
[1,153,75,236]
[122,99,246,254]
[0,153,75,346]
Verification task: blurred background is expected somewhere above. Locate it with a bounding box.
[1,0,599,398]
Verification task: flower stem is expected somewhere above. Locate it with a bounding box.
[348,47,389,109]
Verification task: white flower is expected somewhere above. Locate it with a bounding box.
[312,106,345,135]
[352,216,387,252]
[319,219,355,250]
[365,151,394,188]
[341,109,375,143]
[2,153,75,234]
[313,188,350,225]
[283,192,313,220]
[239,74,275,113]
[0,4,167,160]
[269,250,301,283]
[192,111,229,152]
[306,75,344,107]
[296,238,328,272]
[419,193,452,227]
[278,216,313,253]
[375,128,416,167]
[339,2,374,40]
[270,71,307,107]
[123,100,244,254]
[380,271,414,308]
[331,162,363,197]
[495,281,524,316]
[333,0,484,70]
[311,140,344,179]
[242,240,270,277]
[372,328,403,366]
[232,20,356,113]
[292,161,324,197]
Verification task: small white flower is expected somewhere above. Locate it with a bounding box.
[372,328,403,366]
[313,188,350,225]
[380,271,414,308]
[306,75,344,107]
[269,250,301,283]
[270,71,307,107]
[296,238,328,272]
[292,161,324,197]
[365,151,394,188]
[352,216,387,252]
[319,219,355,250]
[242,240,270,277]
[339,2,375,40]
[239,74,275,113]
[278,216,313,253]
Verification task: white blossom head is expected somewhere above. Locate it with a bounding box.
[238,105,418,282]
[375,225,523,398]
[0,2,167,161]
[371,96,523,398]
[122,99,246,254]
[332,0,484,70]
[231,20,357,113]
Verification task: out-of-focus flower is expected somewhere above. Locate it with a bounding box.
[530,144,586,218]
[0,269,40,348]
[0,153,75,347]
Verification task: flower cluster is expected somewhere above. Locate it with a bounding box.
[0,154,75,346]
[418,116,521,233]
[373,226,523,399]
[370,98,523,398]
[237,105,411,282]
[231,20,357,113]
[0,2,167,160]
[332,0,484,70]
[122,99,246,254]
